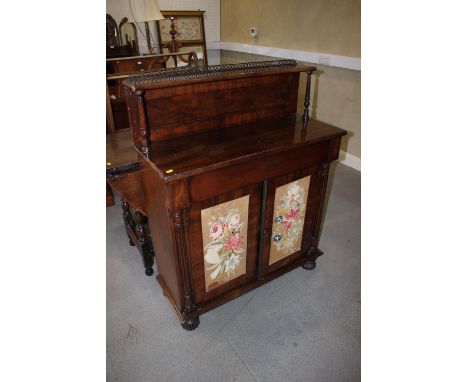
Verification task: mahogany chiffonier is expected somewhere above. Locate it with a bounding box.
[123,60,346,330]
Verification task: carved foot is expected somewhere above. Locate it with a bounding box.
[302,260,316,271]
[145,267,154,276]
[181,317,200,331]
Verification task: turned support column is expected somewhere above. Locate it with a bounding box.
[136,90,151,155]
[302,70,313,124]
[168,17,182,67]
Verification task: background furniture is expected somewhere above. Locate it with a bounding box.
[157,10,208,66]
[106,129,140,207]
[106,13,135,58]
[106,13,120,46]
[106,51,199,134]
[123,60,346,330]
[119,17,139,56]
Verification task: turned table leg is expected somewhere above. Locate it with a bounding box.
[134,211,154,276]
[121,199,135,246]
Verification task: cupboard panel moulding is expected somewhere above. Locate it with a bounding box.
[201,195,250,292]
[269,175,311,265]
[188,183,262,305]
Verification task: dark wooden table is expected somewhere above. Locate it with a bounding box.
[106,129,140,176]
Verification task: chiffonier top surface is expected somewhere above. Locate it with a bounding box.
[141,116,346,182]
[123,59,316,91]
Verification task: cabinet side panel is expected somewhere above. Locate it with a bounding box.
[140,159,182,309]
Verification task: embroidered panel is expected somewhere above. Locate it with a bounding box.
[201,195,249,292]
[159,17,203,42]
[269,176,311,265]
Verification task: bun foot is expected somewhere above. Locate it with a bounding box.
[145,267,154,276]
[181,317,200,331]
[302,260,316,271]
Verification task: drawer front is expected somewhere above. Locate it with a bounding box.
[259,164,323,276]
[188,182,262,304]
[188,141,329,202]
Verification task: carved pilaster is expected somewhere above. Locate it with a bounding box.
[135,90,151,155]
[173,210,199,329]
[303,162,330,270]
[302,71,313,124]
[312,162,330,238]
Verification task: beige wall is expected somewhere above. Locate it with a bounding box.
[221,0,360,57]
[297,67,361,158]
[220,0,361,159]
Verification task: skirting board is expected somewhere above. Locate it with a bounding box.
[207,41,361,71]
[338,150,361,172]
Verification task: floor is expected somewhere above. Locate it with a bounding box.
[107,163,361,382]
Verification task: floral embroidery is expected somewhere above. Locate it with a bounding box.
[269,177,310,264]
[202,196,249,290]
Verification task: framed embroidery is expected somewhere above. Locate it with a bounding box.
[269,176,311,265]
[158,17,203,43]
[201,195,249,291]
[156,11,208,66]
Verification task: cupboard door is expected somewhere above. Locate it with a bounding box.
[260,165,322,276]
[188,182,262,304]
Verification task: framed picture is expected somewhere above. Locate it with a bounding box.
[157,10,208,66]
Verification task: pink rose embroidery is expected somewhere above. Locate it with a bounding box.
[210,222,225,241]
